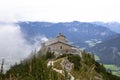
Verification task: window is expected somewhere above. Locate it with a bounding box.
[48,47,51,51]
[60,46,62,49]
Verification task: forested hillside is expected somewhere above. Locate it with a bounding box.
[0,50,120,80]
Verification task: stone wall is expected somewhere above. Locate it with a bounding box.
[47,42,72,51]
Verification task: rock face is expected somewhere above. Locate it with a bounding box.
[61,58,74,72]
[47,58,75,80]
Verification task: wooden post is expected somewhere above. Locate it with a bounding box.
[1,58,4,73]
[29,63,32,75]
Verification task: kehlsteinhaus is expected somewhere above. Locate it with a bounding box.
[41,33,80,56]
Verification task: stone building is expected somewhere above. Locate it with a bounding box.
[41,33,81,56]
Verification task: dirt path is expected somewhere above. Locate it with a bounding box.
[47,60,75,80]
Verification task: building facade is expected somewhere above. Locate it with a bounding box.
[41,33,80,56]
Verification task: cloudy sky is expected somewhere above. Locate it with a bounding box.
[0,23,49,71]
[0,0,120,71]
[0,0,120,22]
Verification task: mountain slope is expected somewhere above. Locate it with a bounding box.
[18,21,117,48]
[88,36,120,66]
[4,50,120,80]
[17,21,120,76]
[93,22,120,33]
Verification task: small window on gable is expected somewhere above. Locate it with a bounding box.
[60,46,62,49]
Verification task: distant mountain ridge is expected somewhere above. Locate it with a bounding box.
[18,21,120,67]
[93,22,120,33]
[18,21,118,48]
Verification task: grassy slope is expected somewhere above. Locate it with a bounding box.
[95,54,120,76]
[104,64,120,76]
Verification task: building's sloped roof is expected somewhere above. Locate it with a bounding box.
[45,38,72,47]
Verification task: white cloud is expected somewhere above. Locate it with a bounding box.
[0,0,120,22]
[0,0,120,72]
[30,35,48,51]
[0,24,47,71]
[0,24,30,70]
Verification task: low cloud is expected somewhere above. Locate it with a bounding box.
[0,24,47,71]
